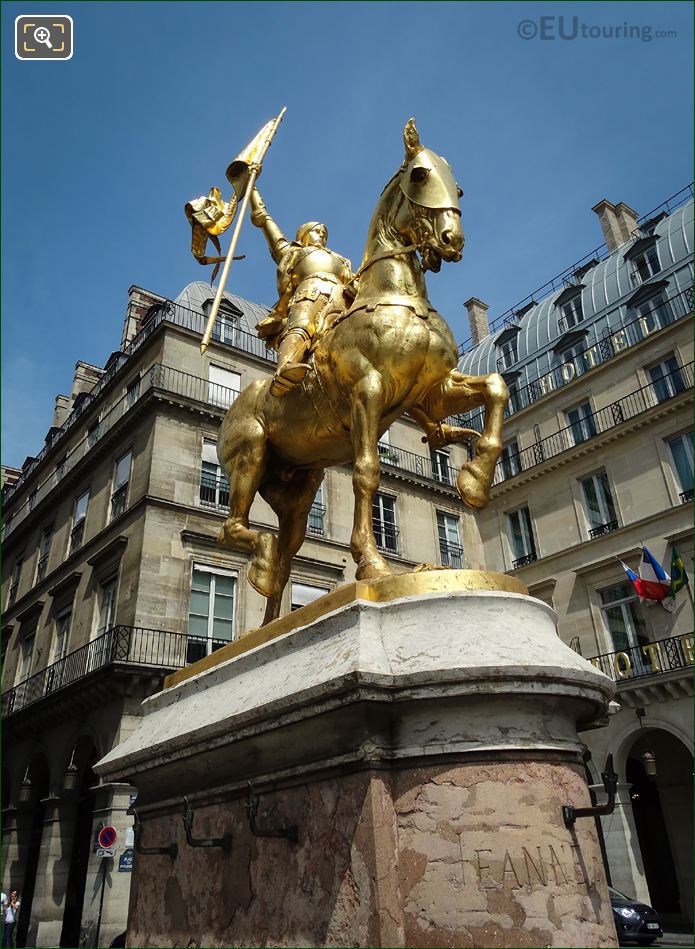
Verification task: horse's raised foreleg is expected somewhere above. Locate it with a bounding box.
[259,468,325,625]
[418,370,508,509]
[217,416,279,597]
[350,374,392,581]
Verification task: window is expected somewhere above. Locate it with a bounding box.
[211,307,241,346]
[28,489,37,512]
[96,578,118,636]
[561,295,584,329]
[52,608,72,663]
[506,384,521,416]
[56,454,67,481]
[668,431,694,500]
[47,607,72,694]
[636,293,673,330]
[500,441,521,480]
[187,565,237,663]
[199,440,229,509]
[372,493,398,554]
[507,507,536,567]
[629,245,660,286]
[599,583,649,661]
[16,632,35,685]
[8,553,24,608]
[647,355,686,404]
[36,525,54,582]
[307,482,326,536]
[430,449,451,484]
[581,471,618,537]
[497,337,518,371]
[126,376,141,408]
[565,401,596,445]
[560,343,588,377]
[208,366,241,409]
[87,421,100,448]
[110,450,133,520]
[291,581,329,611]
[69,490,89,555]
[437,512,462,568]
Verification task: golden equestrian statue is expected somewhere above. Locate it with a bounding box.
[204,117,508,625]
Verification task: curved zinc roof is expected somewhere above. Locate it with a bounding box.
[459,198,694,376]
[173,280,269,334]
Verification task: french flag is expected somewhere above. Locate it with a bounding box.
[619,548,671,602]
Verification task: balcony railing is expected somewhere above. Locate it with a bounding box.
[1,625,188,718]
[513,552,537,569]
[490,360,693,487]
[440,540,463,568]
[185,634,229,665]
[377,441,456,488]
[458,284,693,431]
[587,633,694,684]
[199,473,230,510]
[373,518,400,554]
[307,503,326,536]
[588,520,620,539]
[680,488,694,503]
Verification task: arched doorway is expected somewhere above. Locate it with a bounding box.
[15,755,50,948]
[60,737,98,948]
[627,728,693,924]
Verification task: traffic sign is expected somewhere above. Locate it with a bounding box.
[98,826,117,849]
[96,847,116,858]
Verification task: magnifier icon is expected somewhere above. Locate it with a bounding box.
[34,26,53,49]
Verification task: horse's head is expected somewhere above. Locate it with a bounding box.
[395,118,464,273]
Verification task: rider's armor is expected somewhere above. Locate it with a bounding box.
[251,191,355,397]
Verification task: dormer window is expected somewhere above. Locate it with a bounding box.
[555,285,585,332]
[203,299,242,346]
[625,237,661,287]
[495,327,521,372]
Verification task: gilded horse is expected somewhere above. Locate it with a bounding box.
[217,120,508,624]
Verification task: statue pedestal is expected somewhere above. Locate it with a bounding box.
[97,573,618,948]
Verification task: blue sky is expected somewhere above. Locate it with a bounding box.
[2,0,693,467]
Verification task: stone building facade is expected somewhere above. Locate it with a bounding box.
[1,281,470,946]
[457,187,694,927]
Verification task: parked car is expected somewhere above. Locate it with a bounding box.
[609,885,663,945]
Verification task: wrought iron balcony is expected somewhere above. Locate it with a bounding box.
[307,503,326,536]
[488,360,693,488]
[185,634,229,665]
[199,474,230,510]
[440,540,463,568]
[588,520,620,539]
[373,519,400,555]
[587,633,694,685]
[512,552,537,569]
[680,488,694,503]
[1,625,188,719]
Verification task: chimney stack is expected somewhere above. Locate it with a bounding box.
[464,297,490,346]
[592,199,639,252]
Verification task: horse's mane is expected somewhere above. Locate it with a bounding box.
[362,171,407,267]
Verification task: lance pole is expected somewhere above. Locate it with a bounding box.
[201,106,287,355]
